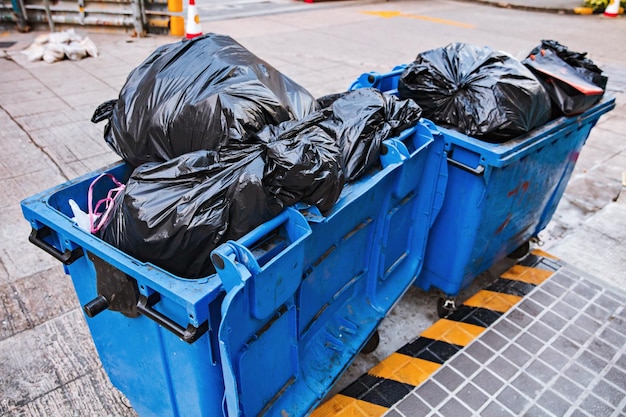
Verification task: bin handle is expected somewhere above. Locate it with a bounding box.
[380,139,409,168]
[212,210,292,282]
[29,226,84,265]
[212,208,310,293]
[136,293,208,344]
[236,210,292,249]
[349,65,407,90]
[214,211,295,280]
[446,156,485,176]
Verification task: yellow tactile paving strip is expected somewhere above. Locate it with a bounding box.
[368,353,441,386]
[463,290,523,312]
[420,319,486,346]
[501,264,554,285]
[314,394,389,417]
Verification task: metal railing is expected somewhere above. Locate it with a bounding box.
[0,0,182,36]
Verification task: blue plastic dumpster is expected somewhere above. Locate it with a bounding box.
[21,119,447,417]
[351,67,616,304]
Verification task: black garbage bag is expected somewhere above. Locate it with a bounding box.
[522,40,607,116]
[315,92,343,109]
[91,33,317,167]
[398,42,552,143]
[318,88,423,181]
[99,147,283,278]
[256,110,345,213]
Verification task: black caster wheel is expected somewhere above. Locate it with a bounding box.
[361,330,380,354]
[508,241,531,259]
[437,297,456,318]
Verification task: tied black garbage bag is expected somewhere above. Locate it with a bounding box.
[256,111,345,213]
[257,88,421,211]
[318,88,423,181]
[91,33,317,167]
[522,40,607,116]
[99,147,282,279]
[398,42,552,143]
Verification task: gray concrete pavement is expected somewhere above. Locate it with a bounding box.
[192,0,605,24]
[1,0,625,415]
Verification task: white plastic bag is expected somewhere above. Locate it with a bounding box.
[64,41,87,61]
[69,199,91,232]
[23,43,45,62]
[33,33,49,45]
[81,37,98,57]
[47,30,71,45]
[42,43,65,63]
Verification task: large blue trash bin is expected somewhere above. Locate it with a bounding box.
[351,67,616,298]
[21,119,447,417]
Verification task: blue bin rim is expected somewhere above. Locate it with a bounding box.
[440,96,616,168]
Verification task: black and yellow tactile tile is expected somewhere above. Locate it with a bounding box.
[312,249,626,417]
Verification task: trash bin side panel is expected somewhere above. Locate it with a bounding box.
[269,301,383,417]
[467,121,602,278]
[469,155,563,273]
[162,319,226,417]
[214,209,310,417]
[421,146,571,295]
[64,257,182,417]
[534,120,596,233]
[64,257,224,417]
[295,140,413,339]
[373,131,445,308]
[417,162,487,294]
[220,288,298,417]
[298,216,375,339]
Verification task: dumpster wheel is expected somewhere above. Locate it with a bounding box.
[361,330,380,354]
[507,241,530,260]
[437,297,457,318]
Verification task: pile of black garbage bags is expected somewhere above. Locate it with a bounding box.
[397,40,607,142]
[92,34,607,279]
[91,33,422,278]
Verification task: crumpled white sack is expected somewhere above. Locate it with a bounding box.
[22,29,98,63]
[42,42,65,63]
[64,41,88,61]
[23,43,46,62]
[81,37,98,57]
[47,30,71,45]
[33,33,49,45]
